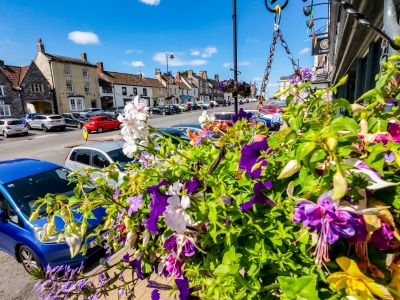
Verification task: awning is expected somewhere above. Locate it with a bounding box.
[180,95,193,99]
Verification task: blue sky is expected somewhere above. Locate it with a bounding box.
[0,0,328,96]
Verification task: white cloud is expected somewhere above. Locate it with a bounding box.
[129,61,145,67]
[139,0,160,5]
[201,46,217,58]
[126,49,143,54]
[238,61,250,66]
[68,31,100,45]
[300,47,310,54]
[153,52,206,67]
[223,63,231,68]
[246,38,259,43]
[191,50,200,56]
[0,39,16,45]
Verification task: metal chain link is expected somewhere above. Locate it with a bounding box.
[380,39,389,71]
[257,28,298,106]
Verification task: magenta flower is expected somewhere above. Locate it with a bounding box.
[163,234,196,258]
[240,181,276,211]
[164,255,184,279]
[232,108,252,124]
[239,139,270,179]
[127,195,143,216]
[369,222,394,250]
[388,122,400,142]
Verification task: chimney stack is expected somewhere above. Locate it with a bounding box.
[0,60,4,68]
[188,69,193,77]
[214,74,219,81]
[80,53,87,61]
[176,71,181,82]
[37,38,45,53]
[155,68,162,81]
[96,62,104,74]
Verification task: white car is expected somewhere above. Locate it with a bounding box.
[64,140,132,187]
[26,114,66,132]
[0,118,29,137]
[196,101,210,109]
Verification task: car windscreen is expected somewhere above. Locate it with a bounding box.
[72,113,85,119]
[3,167,96,218]
[107,148,134,170]
[49,116,63,120]
[214,114,233,121]
[8,120,23,125]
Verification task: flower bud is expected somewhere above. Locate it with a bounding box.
[277,160,301,180]
[103,218,113,230]
[125,230,137,247]
[46,218,56,237]
[396,154,400,167]
[112,240,119,251]
[41,224,49,241]
[80,223,87,237]
[326,137,338,151]
[351,103,366,113]
[332,171,348,200]
[65,233,82,258]
[60,208,70,223]
[142,230,150,247]
[29,208,40,223]
[124,216,130,230]
[360,119,368,136]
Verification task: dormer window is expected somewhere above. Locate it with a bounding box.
[65,66,71,76]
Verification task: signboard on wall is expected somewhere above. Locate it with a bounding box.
[312,38,329,56]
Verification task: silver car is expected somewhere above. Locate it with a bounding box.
[26,114,66,132]
[0,118,29,138]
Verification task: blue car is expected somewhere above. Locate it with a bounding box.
[0,158,107,273]
[20,113,42,124]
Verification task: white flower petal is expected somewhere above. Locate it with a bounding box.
[181,195,191,210]
[167,195,180,207]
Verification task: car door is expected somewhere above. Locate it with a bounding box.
[62,114,72,126]
[0,190,24,256]
[65,148,91,171]
[29,116,40,129]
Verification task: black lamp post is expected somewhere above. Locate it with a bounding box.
[165,53,174,102]
[232,0,238,114]
[306,17,328,28]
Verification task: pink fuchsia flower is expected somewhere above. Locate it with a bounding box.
[388,121,400,142]
[162,254,184,279]
[239,137,270,179]
[369,222,394,251]
[163,234,197,258]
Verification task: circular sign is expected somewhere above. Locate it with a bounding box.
[320,39,329,50]
[82,127,88,141]
[264,0,289,13]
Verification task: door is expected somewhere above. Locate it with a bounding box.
[62,114,72,126]
[30,116,43,129]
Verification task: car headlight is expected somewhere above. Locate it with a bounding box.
[33,226,63,244]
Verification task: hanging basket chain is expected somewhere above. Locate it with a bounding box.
[258,28,298,106]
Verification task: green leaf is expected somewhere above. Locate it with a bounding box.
[278,276,319,300]
[357,88,378,102]
[296,142,316,162]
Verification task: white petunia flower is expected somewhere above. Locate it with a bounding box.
[164,195,192,233]
[198,111,214,128]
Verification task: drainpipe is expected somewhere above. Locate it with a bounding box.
[384,0,400,55]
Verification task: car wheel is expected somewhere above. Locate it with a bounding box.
[97,127,103,133]
[19,245,42,274]
[23,132,28,136]
[42,125,48,132]
[3,131,8,138]
[59,127,66,131]
[150,110,153,115]
[26,123,31,130]
[162,111,166,115]
[77,123,82,129]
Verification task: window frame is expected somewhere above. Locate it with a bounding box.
[82,68,89,78]
[122,87,127,96]
[143,88,147,96]
[84,82,90,94]
[64,65,72,76]
[69,98,85,111]
[66,80,73,93]
[30,83,44,93]
[0,104,11,116]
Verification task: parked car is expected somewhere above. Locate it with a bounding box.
[244,109,275,130]
[20,113,42,124]
[239,98,245,105]
[196,101,211,109]
[82,116,122,133]
[216,99,229,106]
[151,128,191,145]
[80,108,104,118]
[212,112,236,126]
[262,104,280,114]
[270,100,288,111]
[177,104,188,112]
[164,104,182,114]
[0,158,106,273]
[171,123,220,139]
[103,106,125,117]
[209,100,219,108]
[0,118,28,138]
[61,113,86,129]
[26,114,66,132]
[149,106,173,115]
[65,141,132,187]
[186,102,199,110]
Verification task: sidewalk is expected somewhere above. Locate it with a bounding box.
[86,248,177,300]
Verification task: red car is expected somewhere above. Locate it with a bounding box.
[262,104,280,114]
[83,116,122,133]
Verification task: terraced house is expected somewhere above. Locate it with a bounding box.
[34,38,101,114]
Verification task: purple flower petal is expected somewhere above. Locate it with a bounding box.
[239,139,270,179]
[369,222,394,250]
[130,258,144,280]
[232,108,252,124]
[163,234,177,253]
[151,289,160,300]
[181,176,202,195]
[175,279,190,300]
[146,180,170,234]
[384,152,396,163]
[240,181,275,211]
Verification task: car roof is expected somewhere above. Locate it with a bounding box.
[70,140,124,153]
[1,118,22,121]
[171,123,202,128]
[0,158,61,184]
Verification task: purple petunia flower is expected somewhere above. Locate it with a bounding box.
[113,188,120,199]
[163,234,178,253]
[240,181,276,211]
[388,122,400,142]
[146,179,171,234]
[175,278,191,300]
[151,289,160,300]
[232,108,253,124]
[130,258,144,280]
[127,195,143,216]
[181,176,202,195]
[163,234,196,258]
[384,152,396,163]
[289,66,316,84]
[239,138,270,179]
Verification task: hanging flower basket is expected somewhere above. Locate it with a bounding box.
[219,79,251,97]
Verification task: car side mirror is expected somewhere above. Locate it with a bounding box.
[0,209,5,221]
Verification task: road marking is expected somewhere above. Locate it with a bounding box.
[34,134,59,139]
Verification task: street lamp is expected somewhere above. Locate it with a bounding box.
[303,2,330,16]
[165,53,174,102]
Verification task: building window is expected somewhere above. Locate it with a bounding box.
[0,86,4,97]
[102,86,112,93]
[82,69,88,78]
[66,80,73,93]
[69,98,84,111]
[65,66,71,76]
[91,100,97,108]
[133,88,137,96]
[122,87,127,95]
[143,88,147,96]
[0,100,10,116]
[84,82,90,94]
[158,88,162,94]
[30,83,44,93]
